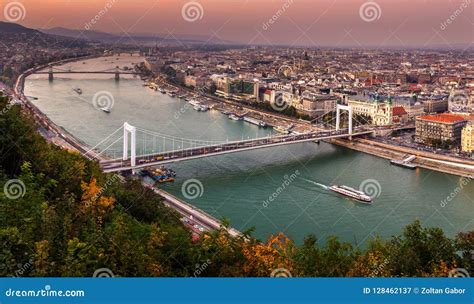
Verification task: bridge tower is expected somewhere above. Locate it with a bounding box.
[115,66,120,81]
[336,104,353,135]
[48,66,54,81]
[123,122,137,168]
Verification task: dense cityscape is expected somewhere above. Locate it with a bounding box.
[146,46,474,159]
[0,3,472,302]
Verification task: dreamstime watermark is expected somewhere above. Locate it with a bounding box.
[196,85,208,95]
[3,1,26,22]
[440,177,471,208]
[359,179,382,199]
[193,259,211,277]
[270,268,292,278]
[181,179,204,200]
[84,174,120,208]
[448,90,471,112]
[440,0,471,31]
[359,1,382,23]
[92,91,115,111]
[369,258,389,277]
[84,0,116,31]
[182,1,204,22]
[448,268,470,278]
[174,103,191,120]
[5,285,85,298]
[93,268,114,278]
[263,170,300,208]
[13,258,34,277]
[3,179,26,200]
[278,65,293,78]
[262,0,294,31]
[1,99,15,116]
[270,91,291,112]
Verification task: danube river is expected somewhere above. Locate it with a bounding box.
[24,56,474,244]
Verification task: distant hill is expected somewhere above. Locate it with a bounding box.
[40,27,118,41]
[40,27,234,46]
[0,21,38,34]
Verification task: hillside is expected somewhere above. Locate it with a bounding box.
[0,21,38,33]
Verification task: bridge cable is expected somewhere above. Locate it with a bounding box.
[83,125,124,156]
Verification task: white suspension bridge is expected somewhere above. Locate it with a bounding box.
[84,105,375,173]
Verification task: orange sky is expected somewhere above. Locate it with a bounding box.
[3,0,474,47]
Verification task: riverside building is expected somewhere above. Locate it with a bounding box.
[461,122,474,153]
[415,113,468,147]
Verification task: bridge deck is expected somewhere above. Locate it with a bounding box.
[34,71,139,74]
[100,130,373,173]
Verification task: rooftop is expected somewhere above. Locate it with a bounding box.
[417,113,467,124]
[393,106,408,116]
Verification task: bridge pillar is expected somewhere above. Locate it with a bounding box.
[123,122,137,168]
[115,66,120,81]
[336,104,353,135]
[48,66,54,81]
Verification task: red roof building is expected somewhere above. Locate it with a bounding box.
[417,113,466,124]
[392,106,408,124]
[415,113,468,147]
[392,106,407,116]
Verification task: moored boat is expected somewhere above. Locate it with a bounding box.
[274,126,290,134]
[243,116,267,128]
[140,167,176,183]
[228,114,243,121]
[188,99,201,107]
[390,159,417,169]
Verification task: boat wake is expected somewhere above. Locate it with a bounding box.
[301,178,329,190]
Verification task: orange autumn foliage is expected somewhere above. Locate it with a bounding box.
[242,232,295,277]
[80,178,115,226]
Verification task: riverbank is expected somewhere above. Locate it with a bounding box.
[147,184,242,238]
[152,76,314,134]
[330,138,474,178]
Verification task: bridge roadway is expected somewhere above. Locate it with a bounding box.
[33,71,139,75]
[100,129,373,173]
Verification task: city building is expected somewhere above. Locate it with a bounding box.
[215,77,257,100]
[392,106,408,124]
[424,98,449,114]
[184,75,206,88]
[461,122,474,154]
[392,96,425,119]
[415,113,468,147]
[299,91,338,118]
[347,96,393,126]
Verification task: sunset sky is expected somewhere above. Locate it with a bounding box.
[3,0,474,47]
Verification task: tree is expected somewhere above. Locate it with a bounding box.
[386,221,457,277]
[242,233,295,277]
[80,178,115,228]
